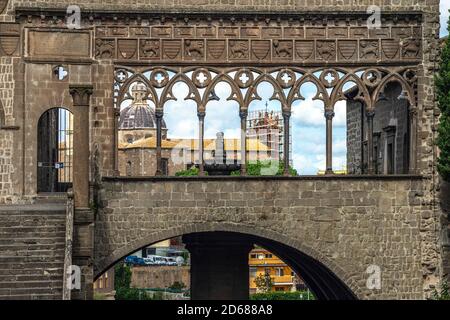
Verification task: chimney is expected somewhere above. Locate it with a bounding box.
[215,132,225,164]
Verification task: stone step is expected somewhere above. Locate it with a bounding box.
[0,239,66,252]
[0,280,64,289]
[0,262,64,271]
[0,287,63,297]
[0,293,61,300]
[0,256,66,263]
[34,193,68,204]
[1,248,65,256]
[0,239,66,246]
[0,274,64,282]
[0,225,66,232]
[0,232,66,239]
[0,267,64,276]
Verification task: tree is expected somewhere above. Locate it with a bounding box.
[114,263,151,300]
[253,271,273,293]
[431,280,450,300]
[436,15,450,181]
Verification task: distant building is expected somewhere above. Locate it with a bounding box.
[249,247,306,294]
[118,83,274,176]
[346,82,410,174]
[247,107,291,164]
[93,267,115,300]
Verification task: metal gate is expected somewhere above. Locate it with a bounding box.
[37,108,73,193]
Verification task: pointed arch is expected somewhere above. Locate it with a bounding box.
[288,73,330,108]
[330,73,371,110]
[118,74,159,108]
[244,73,287,110]
[371,72,416,108]
[160,72,200,109]
[201,73,244,110]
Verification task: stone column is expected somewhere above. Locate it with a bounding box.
[282,111,291,176]
[69,85,94,301]
[198,111,205,176]
[366,110,375,175]
[240,110,247,175]
[69,85,93,208]
[113,108,120,176]
[325,110,335,175]
[183,233,253,300]
[155,110,163,176]
[409,108,418,174]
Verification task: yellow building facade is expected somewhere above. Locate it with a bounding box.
[249,247,301,294]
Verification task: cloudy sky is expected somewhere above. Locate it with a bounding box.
[161,3,450,175]
[441,1,450,36]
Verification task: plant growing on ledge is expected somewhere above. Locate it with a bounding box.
[175,167,201,176]
[231,161,298,176]
[436,16,450,182]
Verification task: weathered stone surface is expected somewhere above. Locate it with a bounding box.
[0,0,446,301]
[95,177,426,300]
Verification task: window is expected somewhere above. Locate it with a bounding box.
[250,254,257,259]
[249,267,257,278]
[265,253,273,259]
[275,268,284,277]
[387,142,394,174]
[161,158,169,176]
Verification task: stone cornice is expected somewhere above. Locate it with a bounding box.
[14,7,424,25]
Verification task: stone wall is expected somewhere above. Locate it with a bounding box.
[9,0,439,13]
[131,266,190,289]
[96,176,428,299]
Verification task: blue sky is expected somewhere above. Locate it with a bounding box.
[159,3,450,175]
[441,1,449,36]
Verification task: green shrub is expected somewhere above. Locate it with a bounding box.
[114,263,152,300]
[231,161,298,176]
[169,281,186,291]
[175,167,206,176]
[431,281,450,300]
[250,291,315,300]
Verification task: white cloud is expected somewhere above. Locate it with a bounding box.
[441,2,450,36]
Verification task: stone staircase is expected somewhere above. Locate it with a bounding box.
[0,195,67,300]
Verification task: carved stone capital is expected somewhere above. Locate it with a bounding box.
[324,110,335,120]
[282,111,291,119]
[197,111,206,119]
[69,85,93,106]
[366,110,376,119]
[155,110,164,119]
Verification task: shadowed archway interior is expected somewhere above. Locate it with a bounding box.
[96,231,357,300]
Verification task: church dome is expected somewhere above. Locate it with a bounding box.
[119,82,167,130]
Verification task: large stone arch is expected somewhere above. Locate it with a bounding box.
[94,222,361,300]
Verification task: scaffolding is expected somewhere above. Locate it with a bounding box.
[247,108,292,165]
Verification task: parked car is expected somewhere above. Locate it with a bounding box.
[124,255,146,266]
[143,257,156,265]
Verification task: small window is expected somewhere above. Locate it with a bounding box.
[265,254,273,259]
[161,158,169,176]
[276,268,284,277]
[249,267,257,278]
[250,254,257,259]
[387,143,394,174]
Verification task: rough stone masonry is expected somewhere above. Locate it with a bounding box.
[0,0,448,300]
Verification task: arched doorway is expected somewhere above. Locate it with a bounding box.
[37,108,74,193]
